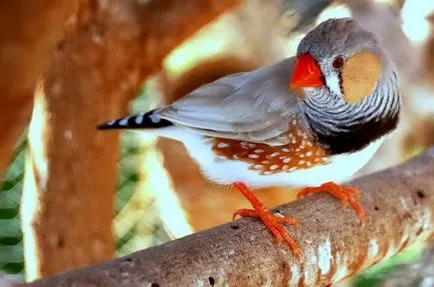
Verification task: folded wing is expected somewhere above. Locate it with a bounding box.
[157,57,300,146]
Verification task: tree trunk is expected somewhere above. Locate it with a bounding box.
[0,1,77,179]
[21,0,242,280]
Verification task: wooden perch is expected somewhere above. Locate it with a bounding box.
[24,148,434,286]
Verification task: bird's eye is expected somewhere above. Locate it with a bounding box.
[332,56,345,70]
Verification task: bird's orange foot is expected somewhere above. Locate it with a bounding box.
[231,181,303,259]
[297,181,367,225]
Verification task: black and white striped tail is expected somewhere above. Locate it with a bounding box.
[97,109,173,131]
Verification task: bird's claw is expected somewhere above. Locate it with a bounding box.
[232,182,304,259]
[298,181,367,225]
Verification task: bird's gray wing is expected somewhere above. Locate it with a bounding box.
[157,57,300,146]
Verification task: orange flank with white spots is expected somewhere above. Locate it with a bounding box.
[211,117,329,175]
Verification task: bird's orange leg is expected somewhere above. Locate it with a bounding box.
[231,181,303,259]
[297,181,367,224]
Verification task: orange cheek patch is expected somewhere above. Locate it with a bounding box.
[341,51,382,104]
[211,116,329,175]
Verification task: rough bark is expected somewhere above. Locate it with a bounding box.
[0,1,77,179]
[24,148,434,286]
[21,0,242,279]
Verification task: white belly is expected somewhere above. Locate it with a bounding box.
[176,129,384,188]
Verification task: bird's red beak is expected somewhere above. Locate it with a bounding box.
[290,53,324,89]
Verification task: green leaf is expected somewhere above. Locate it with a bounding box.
[0,189,21,210]
[0,244,23,264]
[0,237,22,246]
[0,219,21,238]
[116,183,137,214]
[0,138,26,278]
[116,225,136,252]
[0,209,19,220]
[1,263,24,275]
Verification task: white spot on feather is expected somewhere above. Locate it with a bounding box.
[135,113,145,124]
[119,118,129,126]
[217,142,228,148]
[149,112,161,123]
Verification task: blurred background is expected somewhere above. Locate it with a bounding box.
[1,0,434,285]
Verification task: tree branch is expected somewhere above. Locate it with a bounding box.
[24,148,434,286]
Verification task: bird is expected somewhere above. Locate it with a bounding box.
[97,18,401,259]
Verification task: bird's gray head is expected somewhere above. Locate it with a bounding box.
[289,18,401,154]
